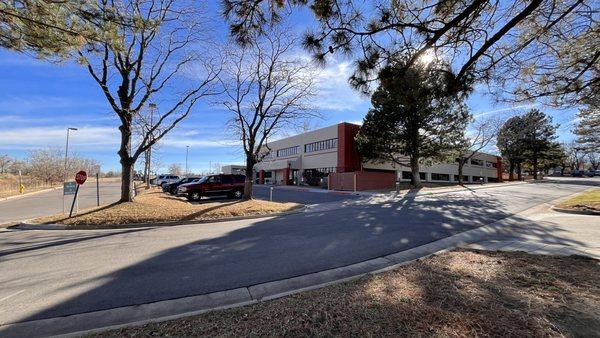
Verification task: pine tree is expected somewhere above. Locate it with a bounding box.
[356,58,471,188]
[574,101,600,153]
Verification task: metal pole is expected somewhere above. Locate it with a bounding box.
[96,172,100,206]
[185,145,189,176]
[69,185,80,217]
[64,128,70,180]
[269,186,273,202]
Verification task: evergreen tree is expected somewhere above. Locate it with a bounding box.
[573,100,600,153]
[0,0,118,58]
[520,109,559,179]
[356,58,470,188]
[497,116,527,181]
[498,110,558,180]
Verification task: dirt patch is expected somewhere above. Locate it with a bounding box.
[556,189,600,212]
[93,249,599,337]
[33,187,300,228]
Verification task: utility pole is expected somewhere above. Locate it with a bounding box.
[63,127,77,214]
[64,127,78,180]
[185,145,189,176]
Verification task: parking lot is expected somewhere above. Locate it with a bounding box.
[252,185,360,205]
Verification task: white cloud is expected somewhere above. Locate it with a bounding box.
[473,103,539,119]
[313,58,371,112]
[0,126,119,151]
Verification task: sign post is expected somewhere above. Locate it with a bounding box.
[69,171,87,217]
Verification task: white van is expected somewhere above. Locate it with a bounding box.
[156,174,180,187]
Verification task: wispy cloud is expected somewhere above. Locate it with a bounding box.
[0,126,119,151]
[313,58,370,112]
[473,103,539,119]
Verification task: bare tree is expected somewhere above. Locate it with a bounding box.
[0,155,11,174]
[456,117,502,184]
[566,141,586,171]
[77,0,221,202]
[168,163,182,176]
[219,27,316,199]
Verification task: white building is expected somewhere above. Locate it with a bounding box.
[253,122,503,190]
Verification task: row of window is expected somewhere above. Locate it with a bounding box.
[276,146,299,157]
[274,138,339,157]
[401,171,492,182]
[455,157,498,168]
[305,138,338,153]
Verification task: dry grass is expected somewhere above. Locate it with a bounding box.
[0,174,59,198]
[556,189,600,212]
[93,249,599,338]
[33,187,300,228]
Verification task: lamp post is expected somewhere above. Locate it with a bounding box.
[185,145,189,176]
[64,127,78,179]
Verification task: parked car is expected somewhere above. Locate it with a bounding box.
[163,176,202,195]
[584,170,595,177]
[156,174,180,187]
[571,170,583,177]
[595,170,600,176]
[177,174,246,201]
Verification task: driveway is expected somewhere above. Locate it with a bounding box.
[252,184,359,204]
[0,179,596,328]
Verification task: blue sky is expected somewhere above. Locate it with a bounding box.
[0,2,579,173]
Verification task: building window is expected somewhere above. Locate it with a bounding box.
[420,172,426,180]
[304,138,338,153]
[470,158,484,166]
[431,173,450,181]
[401,171,412,180]
[486,161,498,168]
[276,146,298,157]
[487,177,499,182]
[472,176,485,182]
[454,175,469,182]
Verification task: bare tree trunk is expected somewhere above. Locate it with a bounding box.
[458,159,465,185]
[533,156,539,180]
[120,160,134,202]
[509,162,515,181]
[410,156,422,188]
[243,157,255,200]
[118,121,135,202]
[517,162,522,181]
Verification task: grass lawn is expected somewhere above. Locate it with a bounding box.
[93,249,599,337]
[556,188,600,212]
[33,187,300,228]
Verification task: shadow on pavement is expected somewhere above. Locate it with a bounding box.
[1,184,588,331]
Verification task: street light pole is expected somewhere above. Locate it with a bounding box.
[185,145,189,176]
[64,127,78,180]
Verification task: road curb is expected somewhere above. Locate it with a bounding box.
[9,205,307,231]
[550,206,600,216]
[0,211,534,338]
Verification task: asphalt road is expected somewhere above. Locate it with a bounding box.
[0,178,597,327]
[0,181,122,225]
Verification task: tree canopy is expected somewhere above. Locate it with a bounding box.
[223,0,599,106]
[356,56,470,187]
[0,0,120,58]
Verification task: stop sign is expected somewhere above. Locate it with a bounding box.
[75,170,87,185]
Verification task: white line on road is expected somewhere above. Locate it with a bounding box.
[0,290,26,302]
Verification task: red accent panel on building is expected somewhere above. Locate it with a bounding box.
[259,170,265,184]
[496,156,503,183]
[329,171,396,191]
[337,123,361,173]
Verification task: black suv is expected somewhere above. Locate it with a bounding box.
[162,176,202,195]
[177,174,246,201]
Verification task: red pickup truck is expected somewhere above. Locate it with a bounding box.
[177,174,246,201]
